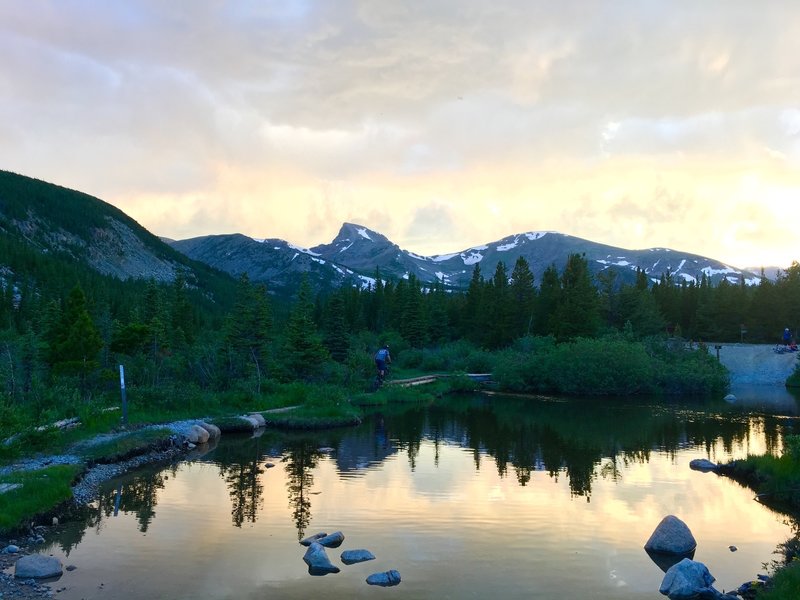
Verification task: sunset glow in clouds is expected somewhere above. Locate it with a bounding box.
[1,1,799,268]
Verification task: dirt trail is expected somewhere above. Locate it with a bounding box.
[709,343,797,385]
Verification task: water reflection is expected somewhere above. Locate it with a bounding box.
[35,392,800,600]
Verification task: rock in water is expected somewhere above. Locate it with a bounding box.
[15,554,63,579]
[299,532,328,546]
[366,570,401,587]
[198,422,221,441]
[658,559,718,599]
[302,542,340,576]
[248,413,266,427]
[645,515,697,555]
[316,531,345,548]
[341,549,376,565]
[187,424,210,444]
[689,458,718,472]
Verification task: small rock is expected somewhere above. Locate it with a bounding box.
[197,422,221,441]
[248,413,266,428]
[299,532,328,547]
[186,424,210,445]
[729,545,737,552]
[366,569,401,587]
[341,549,375,565]
[302,542,340,576]
[316,531,345,548]
[186,442,196,450]
[15,555,63,579]
[52,517,59,526]
[2,545,19,554]
[318,447,334,453]
[65,565,77,572]
[689,459,718,472]
[723,394,737,403]
[265,463,275,469]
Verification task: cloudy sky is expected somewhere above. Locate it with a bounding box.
[1,1,799,268]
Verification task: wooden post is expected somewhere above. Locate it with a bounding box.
[119,364,128,425]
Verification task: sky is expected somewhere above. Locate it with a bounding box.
[1,1,799,268]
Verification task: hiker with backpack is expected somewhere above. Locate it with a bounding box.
[375,344,392,383]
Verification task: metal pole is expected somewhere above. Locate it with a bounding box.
[119,364,127,425]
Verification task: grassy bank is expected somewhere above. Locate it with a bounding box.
[716,436,800,599]
[0,464,83,531]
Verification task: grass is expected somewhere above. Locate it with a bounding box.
[75,427,173,463]
[759,561,800,599]
[260,402,362,430]
[0,464,83,532]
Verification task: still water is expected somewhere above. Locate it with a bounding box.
[36,392,800,599]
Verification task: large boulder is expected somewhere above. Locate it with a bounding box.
[366,569,401,587]
[645,515,697,555]
[186,424,210,444]
[302,542,340,576]
[341,549,375,565]
[659,559,727,599]
[15,554,63,579]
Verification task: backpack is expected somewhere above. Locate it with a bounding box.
[375,348,389,361]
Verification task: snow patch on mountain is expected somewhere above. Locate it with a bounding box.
[462,252,483,265]
[405,250,428,261]
[497,241,518,252]
[524,232,548,241]
[432,252,459,262]
[288,243,321,256]
[702,266,738,277]
[357,227,372,241]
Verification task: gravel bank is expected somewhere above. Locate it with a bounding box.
[709,343,797,385]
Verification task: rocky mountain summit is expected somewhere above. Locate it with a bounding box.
[170,221,763,293]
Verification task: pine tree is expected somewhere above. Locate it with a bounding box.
[554,253,599,340]
[284,277,329,381]
[510,256,535,337]
[534,264,560,336]
[323,291,349,362]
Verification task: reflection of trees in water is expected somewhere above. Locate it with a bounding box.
[215,435,268,527]
[220,459,264,528]
[383,396,790,499]
[283,441,321,540]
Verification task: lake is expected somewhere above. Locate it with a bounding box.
[35,390,800,599]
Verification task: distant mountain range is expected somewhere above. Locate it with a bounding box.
[169,222,765,293]
[0,170,776,298]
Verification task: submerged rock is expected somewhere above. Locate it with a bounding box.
[15,554,63,579]
[689,459,719,472]
[366,569,401,587]
[303,542,340,576]
[724,394,737,403]
[341,549,375,565]
[645,515,697,555]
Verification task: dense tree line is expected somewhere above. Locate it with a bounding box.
[1,250,799,428]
